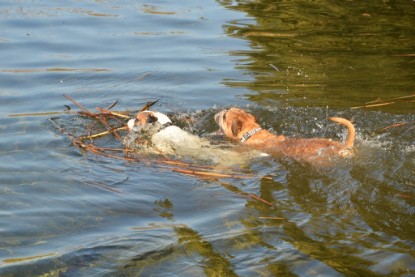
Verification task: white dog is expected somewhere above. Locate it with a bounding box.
[124,111,267,166]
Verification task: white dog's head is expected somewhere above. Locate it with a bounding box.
[127,111,172,131]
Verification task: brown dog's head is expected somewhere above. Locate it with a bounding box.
[214,108,261,141]
[127,111,171,131]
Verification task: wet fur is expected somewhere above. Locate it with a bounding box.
[125,110,266,166]
[215,108,355,163]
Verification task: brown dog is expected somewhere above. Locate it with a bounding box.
[214,108,355,163]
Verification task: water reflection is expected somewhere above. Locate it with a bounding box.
[218,0,415,112]
[123,198,237,276]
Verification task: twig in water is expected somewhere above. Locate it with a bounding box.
[96,107,130,119]
[139,99,159,112]
[249,194,274,207]
[64,94,124,140]
[171,168,253,179]
[71,137,137,162]
[81,180,125,194]
[79,126,128,140]
[64,94,95,116]
[107,100,119,110]
[352,93,415,109]
[63,96,271,189]
[259,216,285,220]
[379,121,415,132]
[269,64,280,72]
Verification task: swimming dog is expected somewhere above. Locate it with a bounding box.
[125,110,266,166]
[214,108,355,163]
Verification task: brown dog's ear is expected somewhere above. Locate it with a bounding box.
[231,119,243,137]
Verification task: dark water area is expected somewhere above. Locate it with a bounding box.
[0,0,414,276]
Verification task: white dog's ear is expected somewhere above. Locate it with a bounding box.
[147,114,158,124]
[231,119,243,137]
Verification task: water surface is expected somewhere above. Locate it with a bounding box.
[0,0,414,276]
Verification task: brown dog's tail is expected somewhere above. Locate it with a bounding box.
[329,117,355,148]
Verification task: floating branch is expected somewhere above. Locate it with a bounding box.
[379,121,415,132]
[71,137,137,162]
[9,111,76,117]
[395,53,415,57]
[96,107,130,119]
[171,168,254,179]
[159,159,253,175]
[64,94,124,140]
[79,126,128,140]
[139,99,159,112]
[259,216,285,220]
[59,96,278,213]
[62,95,267,184]
[352,93,415,109]
[107,100,119,110]
[81,180,125,194]
[249,194,274,206]
[64,94,95,116]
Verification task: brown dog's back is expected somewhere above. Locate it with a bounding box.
[214,108,356,163]
[252,117,356,162]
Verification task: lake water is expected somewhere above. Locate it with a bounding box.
[1,0,414,276]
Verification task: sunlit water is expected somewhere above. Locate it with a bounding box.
[0,0,414,276]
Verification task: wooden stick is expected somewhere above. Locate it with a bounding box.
[94,146,125,152]
[79,126,128,140]
[72,138,137,162]
[395,53,415,57]
[82,180,125,194]
[159,159,254,175]
[96,107,130,119]
[249,194,274,206]
[388,93,415,100]
[64,94,95,116]
[352,93,415,109]
[139,99,159,112]
[365,93,415,104]
[352,102,395,109]
[259,216,285,220]
[9,111,76,117]
[379,121,414,132]
[107,100,119,110]
[65,95,124,140]
[171,168,253,179]
[160,160,223,171]
[99,114,123,140]
[63,97,274,191]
